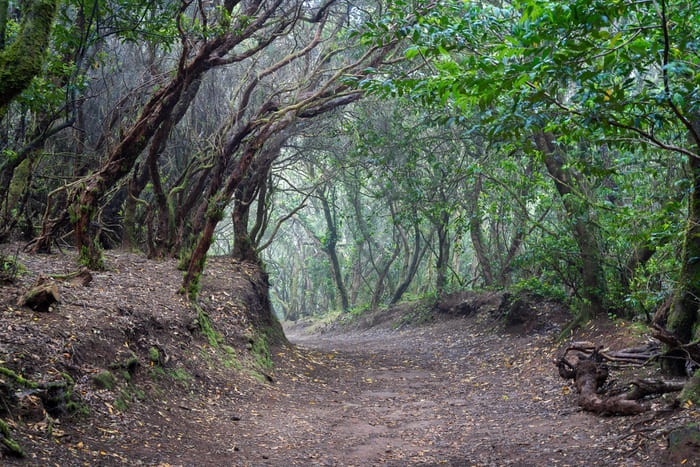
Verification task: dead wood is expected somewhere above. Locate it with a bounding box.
[18,275,60,312]
[564,341,661,365]
[574,360,645,414]
[557,345,685,415]
[623,378,686,400]
[49,267,93,286]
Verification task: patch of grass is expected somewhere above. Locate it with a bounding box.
[113,395,129,412]
[251,332,273,374]
[65,400,90,417]
[109,352,139,373]
[168,367,193,386]
[148,347,160,364]
[91,371,116,390]
[222,345,241,370]
[113,383,146,413]
[194,304,222,347]
[149,366,166,379]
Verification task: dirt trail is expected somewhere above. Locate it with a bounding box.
[233,319,672,466]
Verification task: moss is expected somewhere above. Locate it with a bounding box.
[91,371,116,390]
[0,417,26,457]
[148,347,160,364]
[109,352,139,373]
[188,272,201,301]
[194,304,221,347]
[679,369,700,405]
[78,243,104,270]
[0,0,60,109]
[251,332,273,374]
[5,157,30,214]
[221,345,241,370]
[113,395,129,412]
[65,400,89,417]
[168,367,192,386]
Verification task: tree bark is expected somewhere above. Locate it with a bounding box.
[391,221,423,304]
[557,350,645,415]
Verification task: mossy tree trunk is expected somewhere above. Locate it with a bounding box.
[0,0,59,111]
[668,118,700,348]
[182,129,268,299]
[668,156,700,343]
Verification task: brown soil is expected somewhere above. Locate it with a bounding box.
[1,245,698,466]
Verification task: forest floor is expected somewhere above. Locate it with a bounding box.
[1,244,698,466]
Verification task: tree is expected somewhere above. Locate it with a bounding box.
[361,0,699,326]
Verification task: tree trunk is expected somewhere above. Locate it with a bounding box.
[319,187,350,311]
[31,0,286,261]
[181,121,273,298]
[667,118,700,371]
[390,219,423,304]
[468,173,494,287]
[371,237,400,310]
[435,208,450,297]
[0,0,59,110]
[535,131,607,318]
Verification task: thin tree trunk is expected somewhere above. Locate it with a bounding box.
[468,173,494,287]
[391,222,423,304]
[435,209,450,297]
[535,131,606,318]
[318,187,350,311]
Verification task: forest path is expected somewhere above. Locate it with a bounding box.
[233,318,664,466]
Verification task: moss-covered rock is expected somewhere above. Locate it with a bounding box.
[678,369,700,405]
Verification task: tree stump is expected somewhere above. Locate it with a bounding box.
[18,275,60,312]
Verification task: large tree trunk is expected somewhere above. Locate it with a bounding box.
[666,118,700,372]
[535,131,607,318]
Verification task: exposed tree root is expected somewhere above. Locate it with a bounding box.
[556,345,684,415]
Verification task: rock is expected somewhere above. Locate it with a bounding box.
[667,423,700,464]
